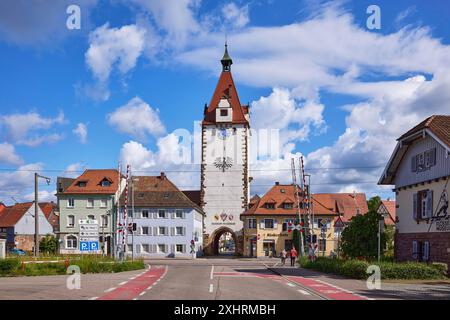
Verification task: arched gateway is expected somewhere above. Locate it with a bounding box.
[200,44,249,256]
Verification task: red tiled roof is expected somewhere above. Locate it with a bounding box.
[0,202,33,227]
[241,185,368,222]
[63,169,120,194]
[398,115,450,147]
[203,71,249,125]
[182,190,201,206]
[39,202,59,228]
[378,200,396,225]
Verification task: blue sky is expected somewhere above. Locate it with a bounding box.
[1,0,450,204]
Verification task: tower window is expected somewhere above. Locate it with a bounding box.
[220,109,228,117]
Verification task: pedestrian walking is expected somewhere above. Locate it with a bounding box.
[281,249,287,266]
[290,247,298,267]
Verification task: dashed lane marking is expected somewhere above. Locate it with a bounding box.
[104,287,116,293]
[298,290,311,295]
[209,284,214,293]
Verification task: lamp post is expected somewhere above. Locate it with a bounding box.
[34,173,51,258]
[378,213,387,263]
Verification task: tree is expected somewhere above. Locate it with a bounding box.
[340,197,386,260]
[39,234,57,255]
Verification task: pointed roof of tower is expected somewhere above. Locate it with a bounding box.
[203,44,249,125]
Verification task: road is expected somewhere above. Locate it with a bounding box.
[0,257,449,300]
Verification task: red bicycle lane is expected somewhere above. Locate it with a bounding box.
[96,265,167,300]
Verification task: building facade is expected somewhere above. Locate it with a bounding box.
[379,115,450,272]
[200,45,250,255]
[120,173,204,258]
[0,202,54,252]
[57,169,125,255]
[241,184,368,258]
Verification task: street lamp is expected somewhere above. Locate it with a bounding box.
[378,213,388,263]
[34,173,51,258]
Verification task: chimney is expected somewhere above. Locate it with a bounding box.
[160,172,166,180]
[275,182,279,186]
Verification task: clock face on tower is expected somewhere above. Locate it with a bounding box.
[214,156,233,172]
[217,128,230,140]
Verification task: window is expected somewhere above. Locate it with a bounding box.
[220,109,228,117]
[265,203,275,209]
[412,148,437,172]
[100,198,107,208]
[101,215,108,227]
[141,227,149,235]
[127,244,133,252]
[138,193,144,199]
[87,198,94,208]
[67,198,74,208]
[413,190,433,220]
[158,210,166,219]
[87,215,95,221]
[264,219,274,229]
[163,193,170,199]
[142,244,150,253]
[101,180,111,187]
[142,210,149,218]
[412,240,419,260]
[175,210,183,218]
[248,218,256,229]
[422,241,430,262]
[175,227,184,235]
[158,244,166,253]
[67,215,75,227]
[176,244,185,253]
[283,203,293,209]
[158,226,167,235]
[66,235,77,249]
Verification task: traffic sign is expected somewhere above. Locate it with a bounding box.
[79,220,99,251]
[334,217,345,229]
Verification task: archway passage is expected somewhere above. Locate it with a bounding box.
[212,227,237,256]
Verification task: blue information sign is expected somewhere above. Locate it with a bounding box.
[80,241,99,251]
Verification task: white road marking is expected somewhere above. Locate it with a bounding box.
[286,283,296,287]
[119,281,127,286]
[298,290,311,295]
[147,286,153,290]
[104,287,116,293]
[129,276,136,280]
[209,284,214,293]
[133,298,139,301]
[89,297,98,300]
[139,291,147,296]
[210,265,214,280]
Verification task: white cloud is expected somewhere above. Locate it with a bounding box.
[24,190,56,203]
[130,0,200,47]
[120,140,155,170]
[73,123,88,144]
[85,23,146,82]
[0,163,44,202]
[107,97,165,141]
[0,143,23,165]
[64,162,85,178]
[222,3,249,29]
[0,111,65,146]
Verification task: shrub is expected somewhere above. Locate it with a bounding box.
[301,257,447,280]
[0,259,21,275]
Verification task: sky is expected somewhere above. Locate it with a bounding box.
[1,0,450,205]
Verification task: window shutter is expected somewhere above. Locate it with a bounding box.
[136,244,141,254]
[152,212,157,219]
[148,227,152,236]
[165,244,169,253]
[171,227,175,236]
[411,155,417,172]
[423,241,430,261]
[153,227,158,236]
[260,220,265,229]
[171,244,175,254]
[426,190,433,218]
[413,193,418,220]
[182,227,186,236]
[183,244,186,253]
[165,227,169,236]
[171,211,175,219]
[273,219,278,229]
[182,211,186,219]
[430,148,436,166]
[412,240,417,258]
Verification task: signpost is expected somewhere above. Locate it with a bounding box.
[79,219,99,253]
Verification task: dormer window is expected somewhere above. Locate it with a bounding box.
[283,203,293,210]
[77,181,87,187]
[265,203,275,209]
[101,179,111,187]
[220,109,228,117]
[138,193,144,199]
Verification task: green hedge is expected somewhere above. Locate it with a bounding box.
[299,257,448,280]
[0,257,144,277]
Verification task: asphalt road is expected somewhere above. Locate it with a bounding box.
[1,257,449,300]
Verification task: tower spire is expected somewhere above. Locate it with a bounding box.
[221,42,233,72]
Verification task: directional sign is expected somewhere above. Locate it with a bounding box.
[79,220,99,251]
[80,237,99,242]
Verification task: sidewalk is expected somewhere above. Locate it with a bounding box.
[268,266,450,300]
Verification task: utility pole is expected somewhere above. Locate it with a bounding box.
[291,158,305,257]
[34,173,51,258]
